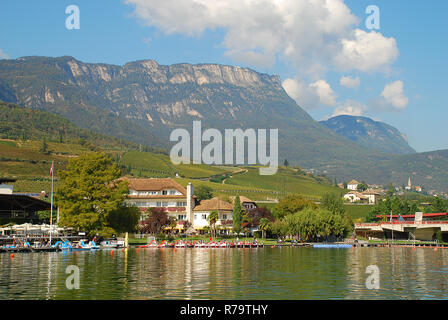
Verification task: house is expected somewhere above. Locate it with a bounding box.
[123,178,195,229]
[230,195,257,212]
[362,190,380,205]
[344,190,380,204]
[347,180,359,191]
[343,191,368,203]
[193,197,233,234]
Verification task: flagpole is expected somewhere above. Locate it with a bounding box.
[50,161,54,244]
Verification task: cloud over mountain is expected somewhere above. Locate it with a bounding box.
[125,0,398,74]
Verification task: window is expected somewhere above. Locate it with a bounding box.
[194,215,197,220]
[202,214,207,220]
[177,201,187,207]
[178,215,186,220]
[156,202,162,207]
[162,190,168,195]
[169,190,177,195]
[222,214,227,220]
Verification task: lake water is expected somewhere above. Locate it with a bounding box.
[1,247,448,300]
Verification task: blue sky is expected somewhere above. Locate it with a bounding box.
[0,0,447,153]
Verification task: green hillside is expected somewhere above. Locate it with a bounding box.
[0,102,344,201]
[119,150,238,179]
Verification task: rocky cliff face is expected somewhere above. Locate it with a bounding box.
[320,115,415,155]
[0,56,381,172]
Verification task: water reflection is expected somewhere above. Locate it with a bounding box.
[345,247,448,299]
[1,247,448,300]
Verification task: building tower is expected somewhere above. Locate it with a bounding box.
[406,177,412,190]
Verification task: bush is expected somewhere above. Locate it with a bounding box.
[253,231,262,238]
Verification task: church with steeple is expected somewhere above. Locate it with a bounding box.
[405,177,412,190]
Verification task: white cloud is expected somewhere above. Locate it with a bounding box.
[282,78,337,110]
[309,80,337,106]
[0,49,9,59]
[334,29,398,72]
[125,0,398,74]
[340,75,360,89]
[380,80,409,109]
[332,100,367,117]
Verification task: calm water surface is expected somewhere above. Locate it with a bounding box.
[1,247,448,299]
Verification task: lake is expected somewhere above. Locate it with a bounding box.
[1,247,448,300]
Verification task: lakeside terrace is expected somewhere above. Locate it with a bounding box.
[355,212,448,241]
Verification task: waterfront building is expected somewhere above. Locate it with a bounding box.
[0,178,52,223]
[192,197,233,234]
[123,178,195,230]
[355,212,448,240]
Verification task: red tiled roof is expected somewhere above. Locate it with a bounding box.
[194,197,233,211]
[120,177,187,194]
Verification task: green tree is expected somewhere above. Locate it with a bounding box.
[207,210,219,238]
[273,194,317,219]
[387,183,395,197]
[233,195,242,235]
[40,137,48,153]
[108,205,141,233]
[321,193,345,215]
[270,219,288,239]
[258,218,271,239]
[272,207,352,241]
[195,185,214,201]
[357,183,368,192]
[56,152,129,236]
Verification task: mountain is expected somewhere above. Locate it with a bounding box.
[0,100,139,150]
[0,56,380,170]
[0,56,447,192]
[320,115,415,155]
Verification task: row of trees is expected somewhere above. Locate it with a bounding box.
[366,195,448,222]
[269,193,352,240]
[270,208,351,241]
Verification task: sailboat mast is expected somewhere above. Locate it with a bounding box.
[49,161,54,244]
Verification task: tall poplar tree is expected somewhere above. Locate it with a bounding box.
[233,195,242,235]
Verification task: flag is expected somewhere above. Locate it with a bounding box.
[390,211,393,222]
[50,162,53,177]
[398,214,405,222]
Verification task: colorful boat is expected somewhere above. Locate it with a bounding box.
[100,239,120,249]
